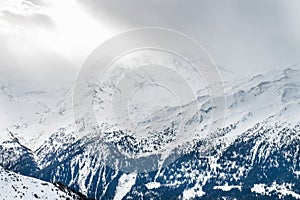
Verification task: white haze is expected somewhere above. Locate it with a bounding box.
[0,0,300,82]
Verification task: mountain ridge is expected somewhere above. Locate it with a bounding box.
[0,66,300,199]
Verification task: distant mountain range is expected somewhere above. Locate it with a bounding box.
[0,66,300,199]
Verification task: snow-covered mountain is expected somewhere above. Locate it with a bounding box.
[0,132,38,176]
[0,76,72,148]
[0,166,90,200]
[0,65,300,199]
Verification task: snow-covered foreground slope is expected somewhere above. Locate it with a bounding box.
[0,65,300,199]
[0,166,90,200]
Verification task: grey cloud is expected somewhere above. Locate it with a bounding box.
[79,0,300,76]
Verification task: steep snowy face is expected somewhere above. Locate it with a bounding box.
[224,67,300,127]
[0,132,39,176]
[0,166,89,200]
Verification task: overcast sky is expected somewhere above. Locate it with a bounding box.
[0,0,300,81]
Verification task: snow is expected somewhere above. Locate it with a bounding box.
[182,185,205,200]
[251,182,300,199]
[2,64,300,159]
[251,184,266,195]
[145,181,161,189]
[0,166,81,200]
[213,184,241,191]
[114,172,137,200]
[0,77,73,149]
[294,171,300,177]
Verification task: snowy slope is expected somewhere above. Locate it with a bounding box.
[0,132,38,176]
[0,166,89,200]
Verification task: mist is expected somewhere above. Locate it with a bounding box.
[1,0,300,82]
